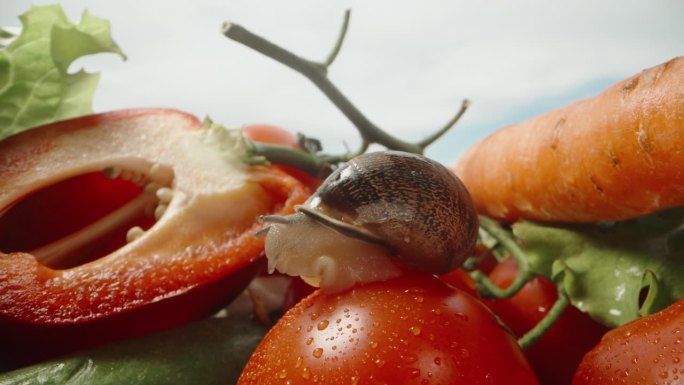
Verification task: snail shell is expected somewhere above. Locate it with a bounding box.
[262,150,479,292]
[299,150,478,274]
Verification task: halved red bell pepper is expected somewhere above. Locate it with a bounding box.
[0,109,309,368]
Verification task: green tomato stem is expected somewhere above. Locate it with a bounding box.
[418,99,471,148]
[517,286,570,350]
[323,9,350,68]
[221,10,469,166]
[222,21,422,154]
[471,216,534,299]
[249,142,331,177]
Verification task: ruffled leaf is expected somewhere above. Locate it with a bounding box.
[0,4,125,139]
[513,207,684,327]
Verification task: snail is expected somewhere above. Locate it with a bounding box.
[260,150,479,292]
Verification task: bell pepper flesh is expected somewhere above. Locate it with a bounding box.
[0,109,309,368]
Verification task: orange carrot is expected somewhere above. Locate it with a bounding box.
[454,57,684,223]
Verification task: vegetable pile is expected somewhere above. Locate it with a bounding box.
[1,5,682,385]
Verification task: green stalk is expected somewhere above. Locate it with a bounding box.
[517,285,570,349]
[221,10,469,175]
[471,216,534,299]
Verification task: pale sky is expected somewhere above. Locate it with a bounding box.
[1,1,683,165]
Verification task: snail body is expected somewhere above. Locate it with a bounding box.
[262,151,479,292]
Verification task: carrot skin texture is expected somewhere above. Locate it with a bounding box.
[454,57,684,223]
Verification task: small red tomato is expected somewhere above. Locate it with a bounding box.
[439,268,481,298]
[242,124,321,190]
[485,258,608,385]
[282,276,317,312]
[242,124,300,149]
[239,272,539,385]
[572,298,684,385]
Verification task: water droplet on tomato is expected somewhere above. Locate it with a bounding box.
[305,337,314,345]
[278,369,288,379]
[410,326,422,336]
[401,354,417,363]
[455,312,469,321]
[313,348,324,358]
[318,320,330,330]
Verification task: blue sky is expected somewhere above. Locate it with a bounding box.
[1,1,683,166]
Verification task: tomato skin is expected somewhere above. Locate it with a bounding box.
[484,258,608,385]
[572,298,684,385]
[439,268,481,298]
[239,272,539,385]
[241,124,322,190]
[282,276,317,312]
[242,124,301,149]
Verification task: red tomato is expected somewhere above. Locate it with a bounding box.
[572,298,684,385]
[485,258,608,385]
[239,272,539,385]
[439,268,481,298]
[282,276,317,312]
[242,124,300,149]
[242,124,321,190]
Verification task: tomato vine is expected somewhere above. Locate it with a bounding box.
[222,10,469,178]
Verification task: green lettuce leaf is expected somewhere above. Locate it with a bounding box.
[513,208,684,328]
[0,4,126,140]
[0,316,266,385]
